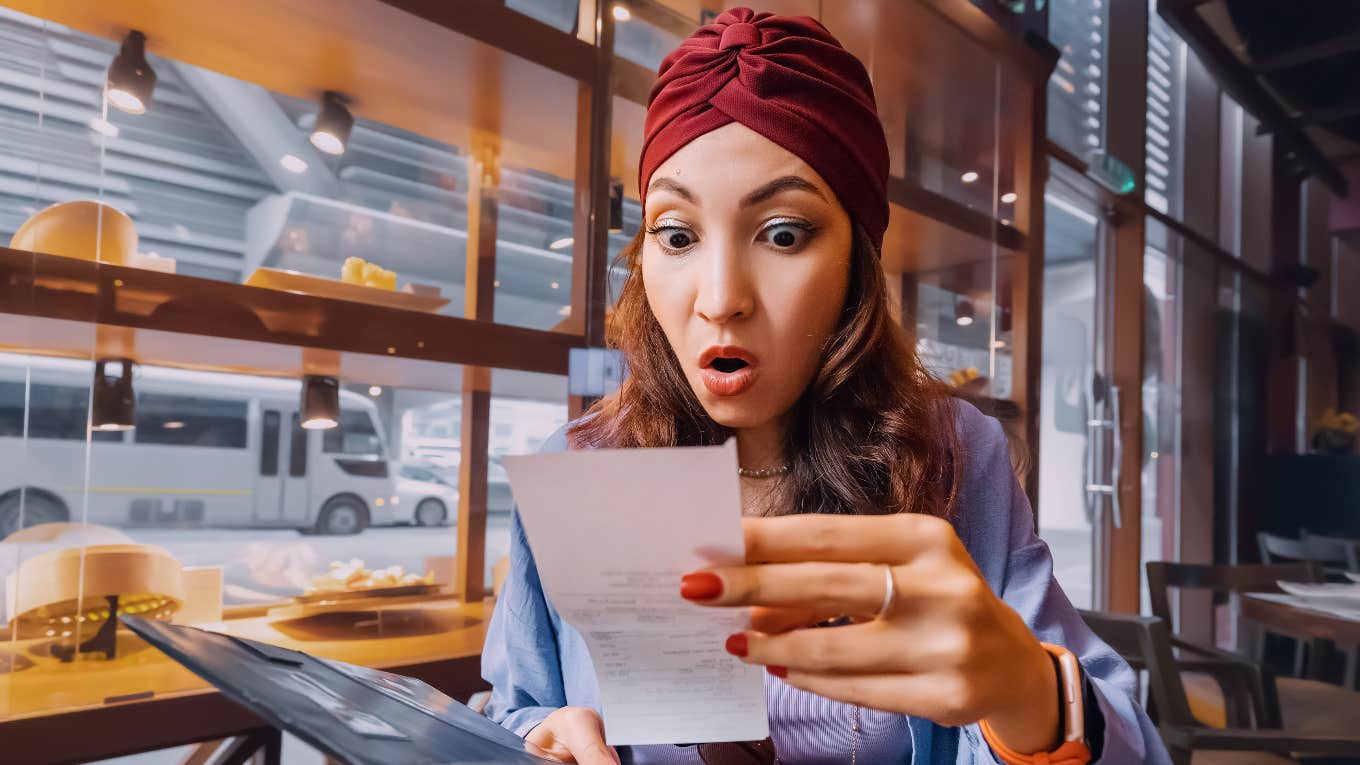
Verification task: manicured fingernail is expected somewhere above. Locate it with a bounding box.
[680,572,723,600]
[767,665,787,679]
[725,633,748,658]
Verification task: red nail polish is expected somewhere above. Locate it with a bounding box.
[725,633,748,658]
[680,572,723,600]
[767,665,788,679]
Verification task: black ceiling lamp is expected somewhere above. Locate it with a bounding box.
[954,296,975,327]
[300,375,340,430]
[105,31,157,115]
[310,91,354,157]
[92,359,136,432]
[608,179,624,234]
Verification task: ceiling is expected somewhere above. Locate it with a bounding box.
[1218,0,1360,161]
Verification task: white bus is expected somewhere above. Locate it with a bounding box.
[0,354,399,538]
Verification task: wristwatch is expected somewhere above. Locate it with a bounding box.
[977,642,1094,765]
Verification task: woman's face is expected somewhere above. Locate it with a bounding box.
[642,122,853,431]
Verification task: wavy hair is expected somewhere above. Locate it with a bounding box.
[568,225,962,518]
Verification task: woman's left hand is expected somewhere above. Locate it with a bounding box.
[680,513,1062,755]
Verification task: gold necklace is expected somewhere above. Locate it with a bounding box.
[737,463,790,479]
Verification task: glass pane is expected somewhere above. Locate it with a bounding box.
[0,357,475,718]
[1036,187,1103,610]
[1141,217,1182,615]
[825,2,1009,215]
[506,0,579,33]
[1145,2,1186,216]
[614,2,690,71]
[1047,0,1110,159]
[488,370,568,590]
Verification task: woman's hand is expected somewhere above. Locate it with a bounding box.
[680,514,1062,755]
[524,707,620,765]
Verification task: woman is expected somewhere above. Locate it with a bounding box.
[484,8,1168,764]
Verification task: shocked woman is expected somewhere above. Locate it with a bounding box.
[483,8,1168,765]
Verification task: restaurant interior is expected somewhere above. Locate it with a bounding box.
[0,0,1358,762]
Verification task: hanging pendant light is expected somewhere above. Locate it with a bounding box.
[954,297,975,327]
[310,92,354,156]
[105,31,157,115]
[300,375,340,430]
[608,179,624,233]
[92,359,136,431]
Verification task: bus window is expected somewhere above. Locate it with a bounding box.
[323,410,383,457]
[289,413,307,478]
[260,410,281,477]
[135,394,247,448]
[1,382,122,441]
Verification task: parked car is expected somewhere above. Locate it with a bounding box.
[395,463,456,527]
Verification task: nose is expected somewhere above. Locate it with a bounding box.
[694,240,755,324]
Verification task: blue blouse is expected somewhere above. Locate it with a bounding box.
[482,402,1171,764]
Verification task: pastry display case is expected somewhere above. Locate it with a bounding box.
[0,0,1051,761]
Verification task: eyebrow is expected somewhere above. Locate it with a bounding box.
[646,177,697,203]
[741,175,827,207]
[645,175,828,208]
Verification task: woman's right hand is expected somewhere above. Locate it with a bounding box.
[524,707,620,764]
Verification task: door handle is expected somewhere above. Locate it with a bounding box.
[1083,380,1122,529]
[1108,384,1123,529]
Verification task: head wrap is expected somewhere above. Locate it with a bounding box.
[640,7,890,250]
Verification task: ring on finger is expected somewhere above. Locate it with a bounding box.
[875,565,896,619]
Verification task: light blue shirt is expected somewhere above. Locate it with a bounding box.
[482,402,1172,764]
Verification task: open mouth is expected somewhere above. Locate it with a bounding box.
[709,357,749,374]
[698,346,758,396]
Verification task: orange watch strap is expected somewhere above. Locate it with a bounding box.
[977,643,1093,765]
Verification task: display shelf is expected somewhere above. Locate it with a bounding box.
[0,248,582,391]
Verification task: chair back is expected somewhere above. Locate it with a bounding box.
[1256,532,1313,564]
[1144,561,1322,627]
[1300,530,1360,572]
[1079,610,1197,728]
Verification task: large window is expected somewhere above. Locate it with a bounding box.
[1047,0,1111,159]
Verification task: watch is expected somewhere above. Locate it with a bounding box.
[977,642,1093,765]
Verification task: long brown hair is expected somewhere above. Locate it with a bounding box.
[569,225,962,518]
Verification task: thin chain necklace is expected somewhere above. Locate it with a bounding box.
[737,463,790,479]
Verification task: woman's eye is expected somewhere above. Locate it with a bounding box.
[664,230,693,249]
[761,222,812,250]
[648,224,696,252]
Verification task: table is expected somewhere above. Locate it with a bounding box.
[0,598,492,764]
[1242,593,1360,648]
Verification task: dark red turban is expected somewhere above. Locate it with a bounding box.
[640,7,890,250]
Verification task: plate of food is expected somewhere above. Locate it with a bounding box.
[245,257,449,313]
[296,559,440,604]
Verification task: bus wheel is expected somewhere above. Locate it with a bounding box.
[414,499,446,527]
[315,496,368,535]
[0,490,69,541]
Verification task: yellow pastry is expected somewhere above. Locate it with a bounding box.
[341,256,366,284]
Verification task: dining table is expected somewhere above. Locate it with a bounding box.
[1242,591,1360,683]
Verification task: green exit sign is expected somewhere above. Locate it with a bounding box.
[1085,150,1137,195]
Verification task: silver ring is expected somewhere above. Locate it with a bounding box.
[876,566,895,619]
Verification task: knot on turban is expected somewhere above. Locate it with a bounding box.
[640,7,890,250]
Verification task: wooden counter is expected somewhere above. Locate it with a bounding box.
[0,597,490,764]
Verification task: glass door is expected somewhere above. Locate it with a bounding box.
[1037,163,1119,610]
